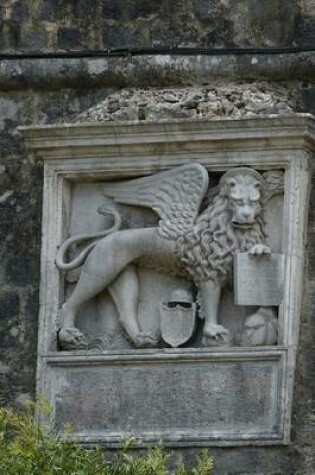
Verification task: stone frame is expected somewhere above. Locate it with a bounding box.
[20,114,315,447]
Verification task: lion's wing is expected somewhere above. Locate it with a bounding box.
[102,163,209,239]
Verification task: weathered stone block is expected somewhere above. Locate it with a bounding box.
[5,258,39,286]
[102,0,160,21]
[297,16,315,46]
[38,0,62,21]
[72,1,98,19]
[191,0,212,22]
[0,290,20,318]
[245,0,297,45]
[0,20,20,51]
[301,87,315,115]
[102,24,135,49]
[22,27,47,51]
[57,28,83,50]
[127,0,161,20]
[12,1,30,22]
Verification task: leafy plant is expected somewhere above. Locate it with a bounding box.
[0,404,214,475]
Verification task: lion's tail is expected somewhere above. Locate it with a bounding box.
[55,207,122,271]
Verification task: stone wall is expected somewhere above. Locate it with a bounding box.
[0,0,315,51]
[0,1,314,474]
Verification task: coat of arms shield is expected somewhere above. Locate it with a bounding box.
[160,289,196,347]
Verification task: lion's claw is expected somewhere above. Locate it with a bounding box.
[58,327,88,351]
[249,244,271,257]
[133,331,160,348]
[202,324,230,347]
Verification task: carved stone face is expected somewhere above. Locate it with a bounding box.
[226,175,262,228]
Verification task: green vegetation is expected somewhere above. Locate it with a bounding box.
[0,404,213,475]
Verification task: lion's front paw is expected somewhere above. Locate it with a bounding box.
[249,244,271,257]
[202,323,230,347]
[58,327,88,351]
[133,331,160,348]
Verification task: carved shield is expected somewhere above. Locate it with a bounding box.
[160,302,196,348]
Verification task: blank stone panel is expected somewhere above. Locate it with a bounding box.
[49,352,283,445]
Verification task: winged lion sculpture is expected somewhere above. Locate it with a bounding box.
[56,163,271,349]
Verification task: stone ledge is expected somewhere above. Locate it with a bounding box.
[19,115,315,161]
[1,52,315,91]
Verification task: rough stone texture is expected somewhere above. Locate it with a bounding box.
[76,83,297,123]
[0,88,111,406]
[0,0,314,52]
[0,153,42,406]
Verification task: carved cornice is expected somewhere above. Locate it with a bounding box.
[19,114,315,162]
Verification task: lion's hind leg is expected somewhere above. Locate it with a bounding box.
[108,265,141,345]
[108,265,160,347]
[58,270,112,350]
[58,231,143,349]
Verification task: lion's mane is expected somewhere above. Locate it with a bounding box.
[177,190,265,285]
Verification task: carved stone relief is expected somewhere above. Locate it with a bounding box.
[55,164,284,351]
[20,115,314,446]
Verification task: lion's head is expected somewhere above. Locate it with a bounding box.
[219,168,265,229]
[177,168,266,285]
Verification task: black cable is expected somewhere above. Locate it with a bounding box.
[0,45,314,60]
